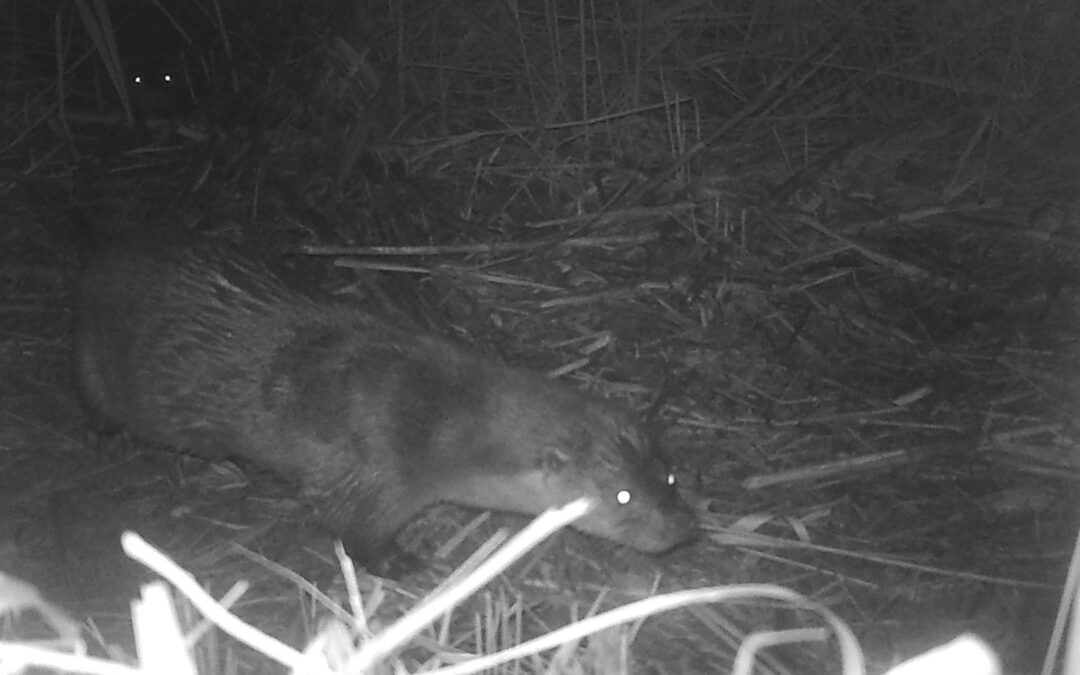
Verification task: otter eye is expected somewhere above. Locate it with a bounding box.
[616,489,631,505]
[666,472,677,487]
[163,73,173,83]
[133,75,143,85]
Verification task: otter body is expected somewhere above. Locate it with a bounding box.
[73,243,698,564]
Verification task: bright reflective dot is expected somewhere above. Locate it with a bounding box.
[616,490,631,505]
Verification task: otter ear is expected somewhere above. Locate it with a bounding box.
[539,446,571,472]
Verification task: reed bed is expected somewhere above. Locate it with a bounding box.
[0,0,1077,672]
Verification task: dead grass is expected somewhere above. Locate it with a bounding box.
[1,0,1078,672]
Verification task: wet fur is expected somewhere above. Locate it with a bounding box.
[74,243,698,564]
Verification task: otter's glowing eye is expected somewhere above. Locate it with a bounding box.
[666,473,677,487]
[163,73,173,83]
[133,75,143,85]
[616,490,631,505]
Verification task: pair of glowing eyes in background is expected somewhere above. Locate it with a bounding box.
[133,73,175,85]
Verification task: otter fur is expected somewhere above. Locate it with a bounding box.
[73,242,698,565]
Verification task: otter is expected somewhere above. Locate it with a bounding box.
[73,242,698,567]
